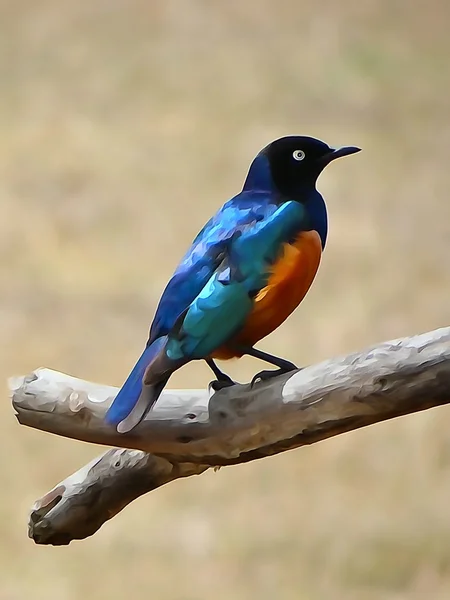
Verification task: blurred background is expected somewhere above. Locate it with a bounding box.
[1,1,450,598]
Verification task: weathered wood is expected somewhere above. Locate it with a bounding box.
[10,326,450,545]
[27,450,207,545]
[11,327,450,464]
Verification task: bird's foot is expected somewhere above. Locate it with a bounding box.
[250,363,300,387]
[209,374,237,393]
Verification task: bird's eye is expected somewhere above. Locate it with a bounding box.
[292,149,306,161]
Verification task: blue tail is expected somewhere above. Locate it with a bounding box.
[106,337,168,430]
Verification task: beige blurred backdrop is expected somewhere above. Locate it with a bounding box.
[1,1,450,599]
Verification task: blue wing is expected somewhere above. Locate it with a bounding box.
[158,198,308,360]
[149,191,284,342]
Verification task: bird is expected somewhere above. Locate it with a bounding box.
[105,135,360,433]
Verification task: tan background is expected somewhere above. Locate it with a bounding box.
[2,1,450,598]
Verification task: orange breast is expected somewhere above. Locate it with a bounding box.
[212,230,322,359]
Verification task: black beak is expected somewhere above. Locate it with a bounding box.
[320,145,361,167]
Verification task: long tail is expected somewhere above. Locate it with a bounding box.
[105,337,171,433]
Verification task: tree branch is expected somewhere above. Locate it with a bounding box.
[26,449,208,545]
[10,326,450,545]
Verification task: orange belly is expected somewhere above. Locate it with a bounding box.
[212,230,322,360]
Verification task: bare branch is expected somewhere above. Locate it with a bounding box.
[27,449,207,546]
[10,326,450,544]
[11,327,450,465]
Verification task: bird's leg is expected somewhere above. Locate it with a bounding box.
[205,358,234,382]
[236,346,300,386]
[205,358,237,392]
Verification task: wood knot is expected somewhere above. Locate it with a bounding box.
[177,435,193,444]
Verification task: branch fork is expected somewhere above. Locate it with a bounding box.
[10,326,450,544]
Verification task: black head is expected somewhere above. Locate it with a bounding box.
[262,135,360,197]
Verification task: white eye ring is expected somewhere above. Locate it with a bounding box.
[292,149,305,161]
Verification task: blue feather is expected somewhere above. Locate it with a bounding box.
[105,337,167,426]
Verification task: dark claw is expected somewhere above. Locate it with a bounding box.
[250,365,300,388]
[209,378,237,392]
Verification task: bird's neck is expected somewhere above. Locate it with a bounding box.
[242,154,275,193]
[243,156,328,249]
[303,189,328,249]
